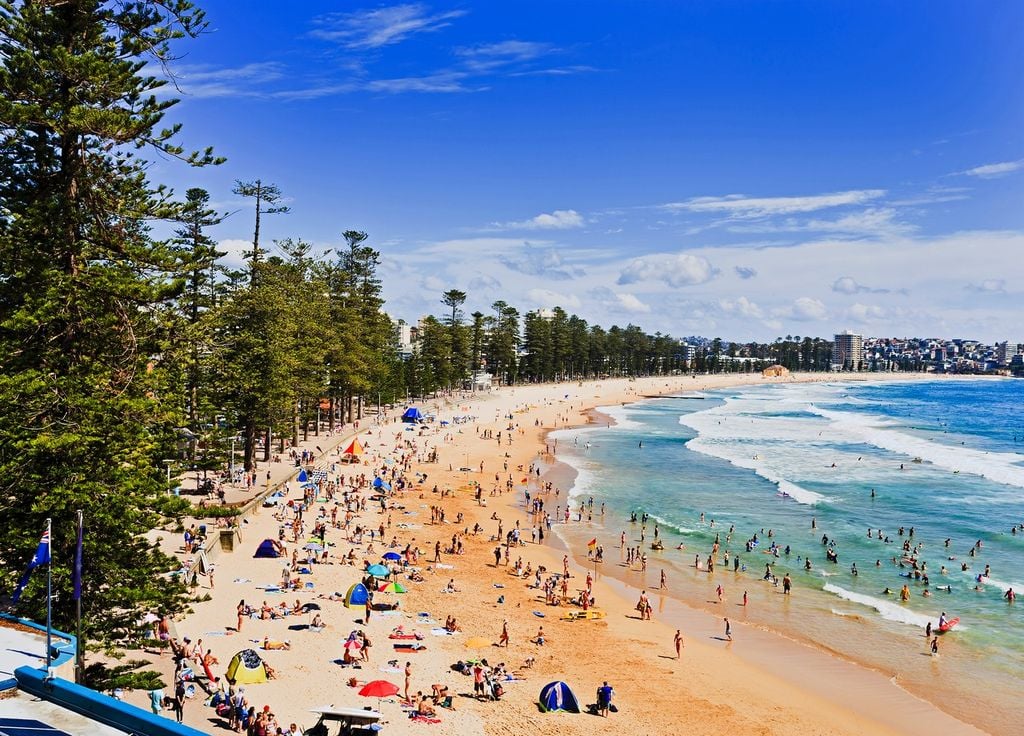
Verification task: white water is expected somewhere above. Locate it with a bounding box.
[808,406,1024,490]
[823,583,937,629]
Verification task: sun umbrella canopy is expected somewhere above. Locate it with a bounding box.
[342,438,365,456]
[303,543,325,552]
[301,602,321,611]
[382,551,402,561]
[343,638,363,650]
[366,564,390,578]
[465,636,491,649]
[358,680,399,698]
[377,582,407,594]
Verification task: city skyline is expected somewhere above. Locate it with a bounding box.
[155,1,1023,341]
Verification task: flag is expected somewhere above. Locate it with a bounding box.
[73,513,83,601]
[11,529,51,603]
[587,538,597,551]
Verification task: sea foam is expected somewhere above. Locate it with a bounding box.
[808,406,1024,490]
[823,583,937,628]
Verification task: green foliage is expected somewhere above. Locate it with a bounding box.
[0,0,215,646]
[83,659,165,692]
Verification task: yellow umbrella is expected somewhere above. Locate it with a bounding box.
[464,636,491,649]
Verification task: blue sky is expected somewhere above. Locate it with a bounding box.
[156,1,1024,341]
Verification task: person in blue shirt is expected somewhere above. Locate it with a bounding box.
[597,681,613,717]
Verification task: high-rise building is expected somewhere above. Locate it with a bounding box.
[996,341,1022,365]
[832,331,864,371]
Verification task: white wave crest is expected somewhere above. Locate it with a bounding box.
[808,406,1024,490]
[823,583,936,628]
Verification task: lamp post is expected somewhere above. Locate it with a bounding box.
[162,459,174,493]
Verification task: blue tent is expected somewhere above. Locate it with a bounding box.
[343,582,370,608]
[401,407,423,423]
[538,681,580,713]
[254,539,281,558]
[297,469,309,483]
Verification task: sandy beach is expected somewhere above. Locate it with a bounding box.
[124,371,994,736]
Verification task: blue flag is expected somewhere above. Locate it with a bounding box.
[11,529,50,603]
[73,515,83,601]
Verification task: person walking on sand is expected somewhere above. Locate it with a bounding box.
[724,617,732,641]
[499,620,509,647]
[660,569,667,589]
[674,629,684,658]
[930,637,939,656]
[404,662,412,702]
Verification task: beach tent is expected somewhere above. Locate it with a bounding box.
[225,649,269,685]
[342,438,364,456]
[253,539,281,558]
[343,582,371,608]
[538,681,580,713]
[401,407,423,423]
[297,469,309,483]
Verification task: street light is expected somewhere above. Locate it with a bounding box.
[162,459,175,492]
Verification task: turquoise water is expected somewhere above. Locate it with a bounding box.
[550,378,1024,732]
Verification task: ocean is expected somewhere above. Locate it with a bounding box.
[549,378,1024,734]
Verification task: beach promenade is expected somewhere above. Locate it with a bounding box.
[124,372,990,736]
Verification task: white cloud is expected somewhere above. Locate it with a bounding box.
[495,209,584,230]
[718,296,763,319]
[959,160,1023,178]
[662,189,885,218]
[613,292,651,314]
[774,297,828,322]
[527,288,580,309]
[847,303,887,322]
[734,266,757,279]
[617,253,716,288]
[310,4,466,49]
[831,276,897,295]
[727,207,913,237]
[965,279,1006,293]
[217,238,254,268]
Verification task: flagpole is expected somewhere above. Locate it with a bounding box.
[45,517,52,676]
[75,510,83,684]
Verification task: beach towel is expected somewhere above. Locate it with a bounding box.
[410,715,441,724]
[430,628,455,636]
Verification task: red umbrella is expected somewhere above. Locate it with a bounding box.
[358,680,399,698]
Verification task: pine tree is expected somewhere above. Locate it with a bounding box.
[0,0,218,649]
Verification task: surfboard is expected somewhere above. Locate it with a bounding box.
[937,616,960,633]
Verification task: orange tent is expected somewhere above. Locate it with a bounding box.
[342,438,365,456]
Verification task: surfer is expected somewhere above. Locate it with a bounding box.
[938,612,948,629]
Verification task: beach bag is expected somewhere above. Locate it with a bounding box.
[216,703,231,718]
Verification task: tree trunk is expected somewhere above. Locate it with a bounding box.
[357,395,363,420]
[292,401,300,447]
[244,420,257,472]
[329,397,336,431]
[263,426,272,462]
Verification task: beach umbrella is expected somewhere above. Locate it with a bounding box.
[303,543,325,552]
[366,564,390,578]
[343,638,363,651]
[301,602,321,612]
[377,581,407,594]
[359,680,399,698]
[464,636,491,649]
[297,469,309,483]
[359,679,400,709]
[382,551,402,562]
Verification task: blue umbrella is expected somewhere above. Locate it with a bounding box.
[372,477,384,487]
[382,551,402,562]
[366,564,390,578]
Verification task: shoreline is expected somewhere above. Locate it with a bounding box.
[129,371,1000,736]
[545,375,999,736]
